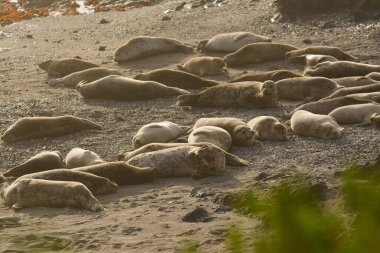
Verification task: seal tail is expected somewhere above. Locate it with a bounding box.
[48,78,64,86]
[80,118,102,130]
[224,153,250,167]
[176,94,198,106]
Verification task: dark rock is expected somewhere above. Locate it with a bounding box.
[182,207,213,222]
[161,15,171,21]
[98,46,106,51]
[26,34,33,39]
[99,18,110,24]
[302,38,312,44]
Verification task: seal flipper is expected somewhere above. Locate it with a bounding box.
[177,94,199,106]
[224,152,250,166]
[48,78,64,86]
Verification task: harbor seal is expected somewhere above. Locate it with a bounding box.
[118,142,249,166]
[328,103,380,124]
[370,113,380,128]
[247,116,288,141]
[332,76,377,87]
[177,81,278,108]
[197,32,272,53]
[65,148,105,169]
[287,54,338,68]
[39,58,99,77]
[321,83,380,100]
[177,57,226,76]
[193,117,255,146]
[275,77,341,101]
[1,179,104,212]
[1,115,102,143]
[285,46,358,61]
[132,121,190,149]
[346,92,380,102]
[48,67,122,88]
[114,36,193,63]
[126,144,225,178]
[2,151,64,178]
[73,162,155,186]
[223,43,297,67]
[77,75,189,101]
[304,61,380,78]
[16,169,118,195]
[134,69,218,89]
[229,70,301,83]
[366,72,380,81]
[188,126,232,151]
[290,110,343,139]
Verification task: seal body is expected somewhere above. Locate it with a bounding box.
[177,57,226,76]
[39,58,99,77]
[188,126,232,151]
[287,54,338,68]
[77,75,189,101]
[328,103,380,124]
[275,77,341,101]
[73,161,155,186]
[126,144,225,178]
[65,148,105,169]
[48,67,122,88]
[2,179,104,212]
[2,151,64,178]
[229,70,301,83]
[193,117,255,146]
[17,169,118,195]
[346,92,380,102]
[285,46,358,61]
[305,61,380,78]
[223,43,297,67]
[132,121,189,148]
[177,81,278,108]
[114,36,193,62]
[197,32,272,53]
[134,69,218,89]
[1,116,101,143]
[247,116,287,141]
[332,76,377,87]
[290,110,343,139]
[366,72,380,81]
[322,83,380,100]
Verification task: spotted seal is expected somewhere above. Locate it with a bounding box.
[285,46,358,61]
[39,58,99,77]
[328,103,380,124]
[177,56,226,76]
[229,70,301,83]
[305,61,380,78]
[321,83,380,100]
[247,116,287,141]
[332,76,377,87]
[65,148,105,169]
[188,126,232,151]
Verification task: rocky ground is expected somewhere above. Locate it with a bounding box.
[0,0,380,252]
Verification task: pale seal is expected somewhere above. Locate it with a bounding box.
[114,36,193,63]
[332,76,377,87]
[285,46,358,61]
[1,179,104,212]
[197,32,272,53]
[132,121,190,148]
[65,147,105,169]
[247,116,287,141]
[177,56,226,76]
[328,103,380,124]
[223,43,297,67]
[1,116,101,143]
[229,70,301,83]
[48,67,122,88]
[346,92,380,102]
[321,83,380,100]
[2,151,64,178]
[287,54,338,68]
[188,126,232,151]
[77,75,189,101]
[193,117,255,146]
[134,69,218,89]
[177,81,278,108]
[290,110,343,139]
[39,58,99,77]
[304,61,380,78]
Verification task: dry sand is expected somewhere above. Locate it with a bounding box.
[0,0,380,251]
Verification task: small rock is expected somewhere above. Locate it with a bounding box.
[99,18,110,24]
[255,172,269,181]
[162,15,171,21]
[213,205,231,213]
[26,34,33,39]
[121,226,142,235]
[182,207,213,222]
[98,46,106,51]
[302,39,312,44]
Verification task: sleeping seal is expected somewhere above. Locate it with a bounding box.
[65,148,105,169]
[285,46,358,61]
[39,58,99,77]
[247,116,288,141]
[188,126,232,151]
[328,103,380,124]
[305,61,380,78]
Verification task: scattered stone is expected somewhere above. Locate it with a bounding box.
[213,205,231,213]
[162,15,171,21]
[99,18,110,24]
[121,226,142,235]
[303,38,312,44]
[0,216,20,226]
[255,172,270,181]
[182,207,213,222]
[98,46,106,51]
[26,34,33,39]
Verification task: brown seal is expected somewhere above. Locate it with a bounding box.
[285,46,358,61]
[366,72,380,81]
[188,126,232,151]
[328,103,380,124]
[247,116,288,141]
[2,151,64,178]
[1,115,101,143]
[134,69,218,89]
[304,61,380,78]
[48,67,122,88]
[177,81,278,108]
[229,70,301,83]
[275,77,341,101]
[1,179,104,211]
[118,142,249,167]
[290,110,343,139]
[223,43,297,67]
[346,92,380,102]
[321,83,380,100]
[177,56,226,76]
[77,75,189,101]
[197,32,272,53]
[73,161,155,186]
[39,58,99,77]
[287,54,338,68]
[65,148,105,169]
[16,169,118,195]
[114,36,193,63]
[193,117,255,146]
[332,76,377,87]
